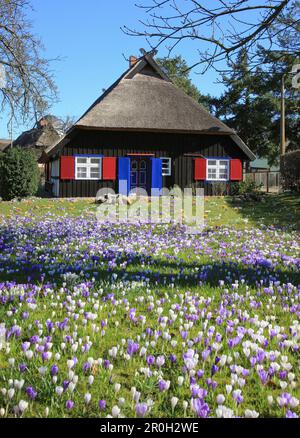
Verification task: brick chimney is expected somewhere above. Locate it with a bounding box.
[129,56,138,68]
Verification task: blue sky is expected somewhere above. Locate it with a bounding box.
[0,0,227,139]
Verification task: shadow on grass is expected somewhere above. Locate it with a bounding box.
[0,254,299,290]
[225,192,300,230]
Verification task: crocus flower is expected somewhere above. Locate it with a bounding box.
[192,398,210,418]
[158,380,170,392]
[26,386,37,401]
[135,403,148,418]
[112,405,120,418]
[98,399,106,411]
[66,400,74,410]
[50,364,58,376]
[146,355,155,366]
[156,356,165,368]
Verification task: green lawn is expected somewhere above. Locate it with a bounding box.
[0,193,300,418]
[0,193,299,229]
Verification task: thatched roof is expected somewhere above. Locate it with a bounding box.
[13,117,62,159]
[0,139,11,152]
[42,53,255,161]
[76,54,233,134]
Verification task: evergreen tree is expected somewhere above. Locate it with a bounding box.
[217,50,278,162]
[156,56,213,110]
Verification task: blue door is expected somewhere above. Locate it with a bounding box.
[130,158,148,193]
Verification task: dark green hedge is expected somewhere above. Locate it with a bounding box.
[0,147,40,201]
[281,150,300,191]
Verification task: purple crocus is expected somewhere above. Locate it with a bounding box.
[146,355,155,366]
[50,364,58,376]
[135,403,148,418]
[62,380,70,391]
[103,359,110,369]
[158,380,169,392]
[127,341,139,356]
[66,400,74,410]
[197,370,204,379]
[286,410,298,418]
[258,369,269,385]
[19,363,27,373]
[193,398,210,418]
[26,386,37,400]
[169,354,177,363]
[98,399,106,411]
[211,364,219,376]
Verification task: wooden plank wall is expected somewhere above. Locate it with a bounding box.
[57,130,248,197]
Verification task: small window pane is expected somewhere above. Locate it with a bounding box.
[208,160,217,166]
[90,158,100,165]
[140,160,146,170]
[90,170,100,179]
[219,160,228,166]
[77,168,87,178]
[131,172,137,185]
[140,171,146,184]
[77,158,87,164]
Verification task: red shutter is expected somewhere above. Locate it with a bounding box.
[102,157,117,180]
[230,159,243,181]
[60,156,75,180]
[194,158,206,180]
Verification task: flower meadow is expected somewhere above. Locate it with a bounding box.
[0,212,300,418]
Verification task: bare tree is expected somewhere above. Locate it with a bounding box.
[47,114,76,134]
[123,0,299,72]
[0,0,58,128]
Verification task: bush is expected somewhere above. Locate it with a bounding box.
[211,182,228,196]
[281,150,300,192]
[0,147,40,201]
[230,177,263,196]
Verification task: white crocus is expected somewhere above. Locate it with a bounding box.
[244,409,259,418]
[112,405,121,418]
[84,393,92,405]
[171,397,179,412]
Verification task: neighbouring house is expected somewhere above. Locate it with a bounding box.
[0,139,11,152]
[40,52,255,198]
[250,158,279,173]
[13,116,62,163]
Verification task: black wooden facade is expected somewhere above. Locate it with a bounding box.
[51,129,249,197]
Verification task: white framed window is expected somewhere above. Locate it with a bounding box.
[75,156,102,180]
[207,159,229,181]
[160,157,172,176]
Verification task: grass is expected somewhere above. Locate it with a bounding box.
[0,193,299,418]
[0,192,299,230]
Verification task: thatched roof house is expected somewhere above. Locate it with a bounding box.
[41,52,255,197]
[0,139,11,152]
[14,116,62,160]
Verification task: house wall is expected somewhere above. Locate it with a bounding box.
[52,129,248,197]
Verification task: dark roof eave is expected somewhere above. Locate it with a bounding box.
[75,124,234,135]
